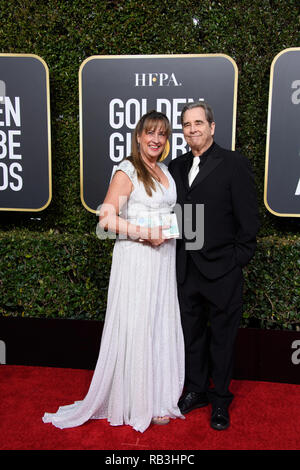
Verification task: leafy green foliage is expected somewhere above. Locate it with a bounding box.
[243,236,300,330]
[0,231,298,329]
[0,230,113,320]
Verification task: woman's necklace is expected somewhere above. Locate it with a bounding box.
[144,160,161,182]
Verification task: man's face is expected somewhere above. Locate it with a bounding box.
[182,107,215,156]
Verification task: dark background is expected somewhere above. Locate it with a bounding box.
[266,49,300,216]
[0,55,51,210]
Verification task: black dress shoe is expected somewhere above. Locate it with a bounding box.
[210,407,230,430]
[178,391,209,414]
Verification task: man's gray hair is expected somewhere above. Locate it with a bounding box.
[181,101,214,125]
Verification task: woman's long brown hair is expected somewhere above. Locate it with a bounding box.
[127,110,171,196]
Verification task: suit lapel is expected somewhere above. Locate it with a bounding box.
[189,143,223,190]
[179,152,192,191]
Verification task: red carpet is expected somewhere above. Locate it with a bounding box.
[0,365,299,451]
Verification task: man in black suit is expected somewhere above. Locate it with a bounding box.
[168,102,259,430]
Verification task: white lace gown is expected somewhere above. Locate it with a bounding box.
[42,160,185,433]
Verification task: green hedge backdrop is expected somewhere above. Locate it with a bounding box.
[0,0,299,329]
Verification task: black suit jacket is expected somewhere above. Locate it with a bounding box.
[168,142,260,283]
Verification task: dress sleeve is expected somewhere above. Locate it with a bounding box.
[115,159,136,185]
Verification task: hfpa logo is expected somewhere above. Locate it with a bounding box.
[134,72,182,87]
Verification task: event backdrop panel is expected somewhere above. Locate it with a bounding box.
[0,54,51,212]
[264,47,300,217]
[79,54,238,213]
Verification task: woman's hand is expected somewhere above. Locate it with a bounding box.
[139,225,169,246]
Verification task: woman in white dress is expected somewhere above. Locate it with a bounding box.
[43,111,185,433]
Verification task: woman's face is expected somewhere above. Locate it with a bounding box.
[138,123,168,161]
